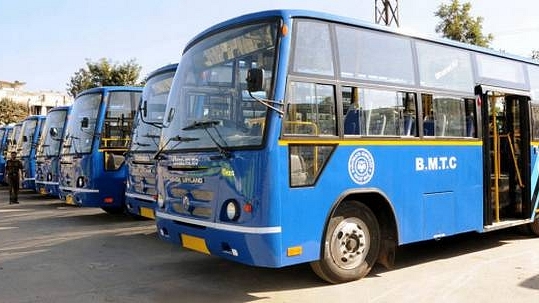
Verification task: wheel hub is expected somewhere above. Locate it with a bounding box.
[330,217,370,269]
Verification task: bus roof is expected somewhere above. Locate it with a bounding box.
[76,86,143,98]
[184,9,539,67]
[23,115,46,121]
[146,63,178,80]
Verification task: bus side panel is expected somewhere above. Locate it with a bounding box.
[278,143,484,265]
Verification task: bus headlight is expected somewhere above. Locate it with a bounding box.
[225,200,240,221]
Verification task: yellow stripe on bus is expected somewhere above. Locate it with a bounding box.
[278,139,483,146]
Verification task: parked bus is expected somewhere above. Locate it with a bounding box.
[154,10,539,283]
[125,63,177,219]
[0,125,13,183]
[35,106,71,197]
[8,122,22,154]
[59,86,142,214]
[17,115,46,191]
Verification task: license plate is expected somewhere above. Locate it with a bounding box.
[139,207,155,219]
[181,234,210,254]
[66,195,75,205]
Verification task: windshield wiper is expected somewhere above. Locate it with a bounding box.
[182,120,220,131]
[182,120,231,159]
[153,135,199,160]
[133,142,151,147]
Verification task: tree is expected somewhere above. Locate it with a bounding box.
[67,58,142,97]
[434,0,493,47]
[0,98,29,124]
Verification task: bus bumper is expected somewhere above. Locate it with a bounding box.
[155,211,283,268]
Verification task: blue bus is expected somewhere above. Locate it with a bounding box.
[125,63,177,219]
[0,125,13,183]
[18,115,46,190]
[8,122,22,155]
[59,86,142,214]
[154,10,539,283]
[35,106,71,197]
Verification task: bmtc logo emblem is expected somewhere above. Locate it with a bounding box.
[348,148,375,185]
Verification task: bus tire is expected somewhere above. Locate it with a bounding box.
[310,202,380,284]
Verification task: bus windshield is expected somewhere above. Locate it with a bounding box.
[62,93,101,155]
[161,21,278,152]
[131,71,174,152]
[19,119,38,157]
[37,109,68,158]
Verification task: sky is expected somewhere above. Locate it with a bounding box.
[1,0,538,93]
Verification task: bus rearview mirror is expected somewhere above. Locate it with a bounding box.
[246,68,264,92]
[81,117,89,129]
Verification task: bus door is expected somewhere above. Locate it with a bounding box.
[480,86,531,227]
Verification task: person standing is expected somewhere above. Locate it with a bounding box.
[6,151,23,204]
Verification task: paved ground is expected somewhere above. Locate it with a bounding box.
[0,188,538,303]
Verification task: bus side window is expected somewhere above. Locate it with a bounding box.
[284,82,336,136]
[343,87,361,135]
[423,94,470,137]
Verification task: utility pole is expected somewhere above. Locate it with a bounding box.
[375,0,400,27]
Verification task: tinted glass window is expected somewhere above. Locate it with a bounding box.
[336,26,415,85]
[292,21,334,76]
[416,41,474,93]
[476,53,526,85]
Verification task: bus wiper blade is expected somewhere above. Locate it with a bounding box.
[182,120,220,131]
[153,136,200,160]
[134,142,151,147]
[173,136,199,142]
[143,134,160,139]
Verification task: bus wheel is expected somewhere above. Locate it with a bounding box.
[310,202,380,284]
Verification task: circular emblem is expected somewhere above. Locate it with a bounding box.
[348,148,375,185]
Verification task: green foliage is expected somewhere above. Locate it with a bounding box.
[0,98,29,124]
[67,58,143,97]
[434,0,493,47]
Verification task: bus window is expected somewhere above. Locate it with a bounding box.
[416,41,474,93]
[101,91,138,149]
[343,87,417,136]
[289,144,336,187]
[422,94,471,137]
[336,25,415,85]
[292,21,334,76]
[284,82,336,136]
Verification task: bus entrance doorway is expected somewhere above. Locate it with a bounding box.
[482,88,531,227]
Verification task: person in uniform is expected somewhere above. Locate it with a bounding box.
[5,151,23,204]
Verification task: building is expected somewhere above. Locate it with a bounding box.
[0,80,72,115]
